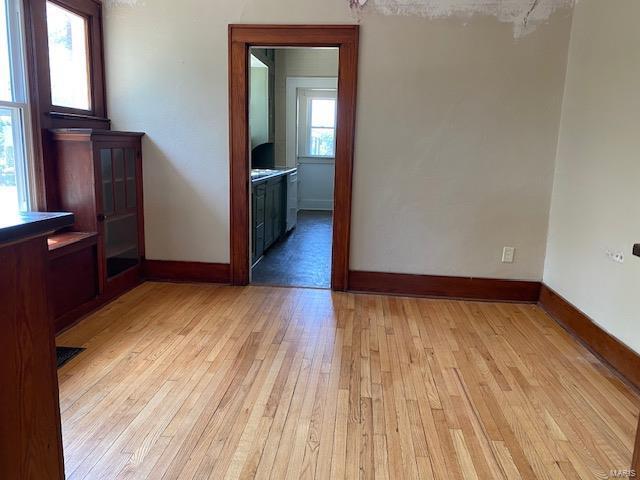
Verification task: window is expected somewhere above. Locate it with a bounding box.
[46,1,90,110]
[306,97,337,157]
[1,0,31,215]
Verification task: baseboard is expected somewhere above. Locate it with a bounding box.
[348,270,541,302]
[143,260,231,284]
[538,284,640,390]
[298,199,334,210]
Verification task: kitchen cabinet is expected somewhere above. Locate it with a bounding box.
[252,173,286,265]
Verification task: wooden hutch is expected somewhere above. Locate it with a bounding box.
[48,129,145,332]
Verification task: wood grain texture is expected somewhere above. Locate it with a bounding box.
[51,129,145,297]
[1,236,65,479]
[143,260,231,284]
[349,270,541,302]
[228,25,359,290]
[539,284,640,390]
[57,282,639,479]
[48,231,98,259]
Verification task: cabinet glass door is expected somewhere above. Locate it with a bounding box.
[100,147,140,278]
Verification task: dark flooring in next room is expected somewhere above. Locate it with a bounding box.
[252,210,332,288]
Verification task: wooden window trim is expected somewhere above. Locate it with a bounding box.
[34,0,107,121]
[22,0,110,209]
[228,25,359,291]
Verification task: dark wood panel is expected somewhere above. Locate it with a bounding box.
[229,28,250,286]
[348,270,541,302]
[0,236,65,479]
[144,260,231,284]
[53,139,98,232]
[539,284,640,390]
[49,244,99,332]
[228,25,358,290]
[332,30,358,291]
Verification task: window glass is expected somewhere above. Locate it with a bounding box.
[1,0,30,215]
[0,0,11,101]
[308,98,336,157]
[46,1,91,110]
[310,99,336,128]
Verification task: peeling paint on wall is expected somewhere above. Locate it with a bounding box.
[350,0,574,37]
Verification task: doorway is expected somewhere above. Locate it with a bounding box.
[228,25,359,290]
[249,48,338,288]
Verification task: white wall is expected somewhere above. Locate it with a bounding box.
[544,0,640,353]
[249,59,269,149]
[274,48,339,167]
[292,81,338,210]
[103,1,572,280]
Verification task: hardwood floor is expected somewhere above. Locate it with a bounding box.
[56,282,640,479]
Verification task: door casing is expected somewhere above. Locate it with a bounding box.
[228,24,359,290]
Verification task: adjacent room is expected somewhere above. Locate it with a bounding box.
[1,0,639,479]
[249,47,338,289]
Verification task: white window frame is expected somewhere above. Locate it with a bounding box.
[285,77,337,168]
[303,94,337,158]
[1,0,34,213]
[297,88,338,159]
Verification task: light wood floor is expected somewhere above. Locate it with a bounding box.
[57,282,640,479]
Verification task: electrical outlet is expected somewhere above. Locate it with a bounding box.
[502,247,515,263]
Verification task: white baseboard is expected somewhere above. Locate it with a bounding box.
[298,199,334,210]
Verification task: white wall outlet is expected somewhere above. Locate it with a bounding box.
[502,247,515,263]
[606,250,625,263]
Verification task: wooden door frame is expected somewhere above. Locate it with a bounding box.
[228,24,359,290]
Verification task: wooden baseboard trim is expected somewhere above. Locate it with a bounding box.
[143,260,231,284]
[348,270,541,302]
[538,284,640,391]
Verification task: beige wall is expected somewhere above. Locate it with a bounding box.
[544,0,640,353]
[249,61,269,149]
[103,0,572,280]
[273,48,339,167]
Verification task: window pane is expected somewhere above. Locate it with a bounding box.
[46,1,91,110]
[310,99,336,128]
[0,107,28,214]
[309,127,335,157]
[0,0,11,101]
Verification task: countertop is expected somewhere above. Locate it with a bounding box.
[251,168,297,183]
[0,211,75,245]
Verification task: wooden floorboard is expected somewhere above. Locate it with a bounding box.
[56,282,640,479]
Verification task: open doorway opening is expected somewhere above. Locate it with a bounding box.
[228,25,359,290]
[248,47,338,288]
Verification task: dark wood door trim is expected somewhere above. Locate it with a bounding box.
[228,24,359,290]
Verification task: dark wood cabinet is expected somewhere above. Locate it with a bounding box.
[51,129,145,297]
[1,213,73,480]
[48,232,99,332]
[252,174,286,265]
